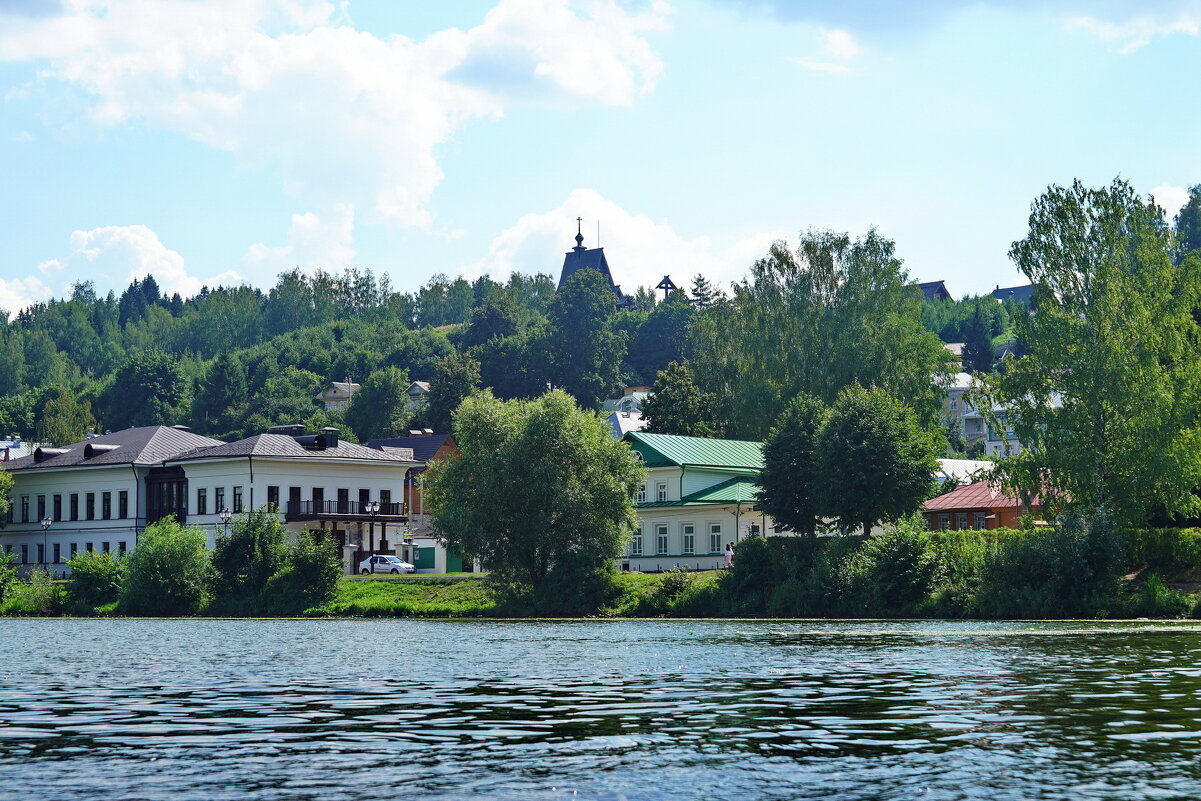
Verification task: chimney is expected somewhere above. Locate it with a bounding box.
[319,426,340,449]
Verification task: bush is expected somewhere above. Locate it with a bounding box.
[211,509,289,600]
[66,551,128,614]
[120,517,212,616]
[0,569,64,616]
[1130,573,1189,618]
[0,552,16,602]
[500,552,621,617]
[261,532,343,615]
[838,517,939,616]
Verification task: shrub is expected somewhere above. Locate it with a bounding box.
[656,567,694,601]
[261,532,343,615]
[211,509,289,600]
[504,552,621,617]
[842,516,939,616]
[120,517,212,616]
[66,551,128,614]
[1,569,64,616]
[0,552,16,602]
[1130,573,1189,618]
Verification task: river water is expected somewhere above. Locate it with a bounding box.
[2,619,1201,800]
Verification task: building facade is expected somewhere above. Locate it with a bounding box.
[922,479,1041,530]
[623,432,775,572]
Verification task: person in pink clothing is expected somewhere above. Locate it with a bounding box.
[724,542,734,568]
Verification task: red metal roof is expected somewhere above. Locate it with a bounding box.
[923,480,1034,512]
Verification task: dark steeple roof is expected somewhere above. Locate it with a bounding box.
[558,218,622,297]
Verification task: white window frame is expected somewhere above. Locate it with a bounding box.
[682,524,695,555]
[656,482,668,503]
[656,524,669,555]
[955,513,968,530]
[636,484,646,504]
[709,523,722,554]
[631,530,643,556]
[973,512,987,530]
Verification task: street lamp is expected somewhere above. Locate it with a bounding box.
[40,516,52,572]
[365,500,380,560]
[218,508,232,538]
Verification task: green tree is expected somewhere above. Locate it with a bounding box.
[192,352,247,432]
[546,270,627,409]
[817,384,941,535]
[345,366,412,442]
[65,550,127,614]
[36,387,96,446]
[960,305,994,374]
[627,289,693,384]
[120,517,212,615]
[758,393,827,536]
[465,294,521,348]
[103,349,185,429]
[261,531,343,614]
[1175,184,1201,260]
[211,509,289,601]
[689,274,724,309]
[422,352,481,434]
[979,179,1201,525]
[640,362,715,437]
[426,390,645,601]
[690,229,952,439]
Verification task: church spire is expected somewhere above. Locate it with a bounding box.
[573,216,586,252]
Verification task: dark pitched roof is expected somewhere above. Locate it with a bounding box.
[7,426,223,471]
[166,433,417,464]
[365,433,454,463]
[918,280,951,301]
[923,480,1038,512]
[559,244,622,296]
[992,284,1035,305]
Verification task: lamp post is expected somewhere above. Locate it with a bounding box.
[365,500,380,563]
[40,516,52,572]
[218,508,232,538]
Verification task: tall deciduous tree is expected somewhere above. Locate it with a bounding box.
[690,229,952,439]
[758,393,827,536]
[627,290,693,384]
[345,366,411,442]
[426,390,644,595]
[37,387,96,446]
[640,362,715,437]
[422,352,481,434]
[102,350,185,429]
[980,179,1201,524]
[1175,184,1201,260]
[546,270,627,409]
[817,384,940,535]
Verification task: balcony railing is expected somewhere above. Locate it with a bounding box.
[284,500,408,520]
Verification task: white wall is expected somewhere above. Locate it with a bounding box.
[624,503,773,573]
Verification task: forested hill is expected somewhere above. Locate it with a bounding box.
[1,229,967,448]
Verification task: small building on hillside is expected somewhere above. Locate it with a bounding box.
[992,283,1035,306]
[602,386,651,415]
[918,280,952,301]
[623,431,776,572]
[405,381,430,414]
[315,379,359,412]
[922,480,1041,531]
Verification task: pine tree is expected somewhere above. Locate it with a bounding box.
[689,274,723,309]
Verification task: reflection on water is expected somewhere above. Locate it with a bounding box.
[2,619,1201,800]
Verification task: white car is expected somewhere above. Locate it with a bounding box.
[358,555,415,575]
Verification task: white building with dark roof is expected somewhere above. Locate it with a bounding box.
[1,424,421,575]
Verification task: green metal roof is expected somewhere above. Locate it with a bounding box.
[625,432,764,470]
[634,477,762,509]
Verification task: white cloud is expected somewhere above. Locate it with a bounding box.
[0,276,52,314]
[1066,12,1201,52]
[50,224,240,298]
[0,0,669,227]
[465,188,785,292]
[1152,182,1190,219]
[242,205,356,273]
[794,27,862,74]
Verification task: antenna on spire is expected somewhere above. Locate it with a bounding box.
[597,220,600,247]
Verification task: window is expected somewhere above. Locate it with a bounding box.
[267,486,279,511]
[102,542,110,554]
[380,489,392,511]
[312,487,324,509]
[974,512,987,530]
[20,544,28,563]
[358,488,370,510]
[949,396,959,411]
[37,495,45,522]
[69,543,78,557]
[631,530,643,556]
[70,494,79,521]
[939,514,951,531]
[682,524,695,555]
[119,491,128,519]
[636,484,646,504]
[215,487,226,512]
[36,544,44,564]
[337,488,349,513]
[233,486,244,514]
[20,496,28,523]
[955,513,968,530]
[52,543,60,564]
[118,541,127,555]
[85,543,93,553]
[656,524,668,555]
[709,524,722,554]
[86,493,95,521]
[53,495,62,522]
[102,492,112,520]
[197,489,208,515]
[656,482,668,503]
[289,486,301,513]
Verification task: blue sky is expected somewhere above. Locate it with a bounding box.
[1,0,1199,311]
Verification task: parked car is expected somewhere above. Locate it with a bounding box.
[358,554,415,574]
